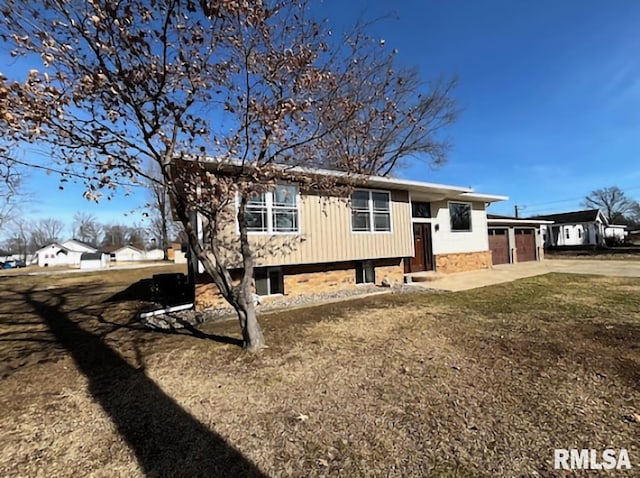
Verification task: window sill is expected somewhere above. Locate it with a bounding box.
[246,231,301,236]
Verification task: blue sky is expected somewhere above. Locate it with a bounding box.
[4,0,640,232]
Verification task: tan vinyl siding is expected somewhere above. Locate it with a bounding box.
[222,189,413,267]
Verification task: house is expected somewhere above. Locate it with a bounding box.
[168,242,188,264]
[531,209,627,248]
[35,239,98,267]
[604,224,628,244]
[191,169,509,310]
[627,229,640,245]
[111,244,145,262]
[486,214,553,264]
[145,248,166,261]
[110,244,165,261]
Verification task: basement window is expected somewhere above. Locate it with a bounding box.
[254,267,284,296]
[355,260,375,284]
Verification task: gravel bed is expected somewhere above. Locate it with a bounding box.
[141,283,436,331]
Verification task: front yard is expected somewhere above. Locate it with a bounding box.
[0,268,638,476]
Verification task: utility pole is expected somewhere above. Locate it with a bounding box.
[514,205,519,218]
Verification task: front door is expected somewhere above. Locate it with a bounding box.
[407,223,433,272]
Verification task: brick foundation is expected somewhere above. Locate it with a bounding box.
[434,251,492,274]
[194,258,405,311]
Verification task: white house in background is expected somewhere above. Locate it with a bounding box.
[604,224,628,244]
[532,209,627,247]
[145,248,165,261]
[35,239,98,267]
[112,245,145,262]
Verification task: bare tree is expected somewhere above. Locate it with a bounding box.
[0,82,26,230]
[583,186,640,224]
[0,164,21,229]
[71,212,102,247]
[0,0,457,351]
[101,223,129,249]
[3,217,30,260]
[28,218,65,250]
[145,162,177,258]
[126,223,147,246]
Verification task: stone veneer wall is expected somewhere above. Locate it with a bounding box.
[434,251,492,274]
[194,258,405,311]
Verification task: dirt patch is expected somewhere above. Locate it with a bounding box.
[0,270,639,477]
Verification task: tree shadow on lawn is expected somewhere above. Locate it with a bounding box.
[1,283,243,376]
[20,288,267,477]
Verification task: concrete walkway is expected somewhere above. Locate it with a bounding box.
[418,259,640,292]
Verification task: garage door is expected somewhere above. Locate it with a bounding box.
[515,229,536,262]
[488,228,510,265]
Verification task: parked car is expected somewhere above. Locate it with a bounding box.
[2,260,26,269]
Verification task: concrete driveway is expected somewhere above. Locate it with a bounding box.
[421,259,640,292]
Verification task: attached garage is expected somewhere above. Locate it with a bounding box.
[515,228,536,262]
[488,228,510,265]
[487,215,552,264]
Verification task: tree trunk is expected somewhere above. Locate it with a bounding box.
[236,195,265,351]
[235,283,265,351]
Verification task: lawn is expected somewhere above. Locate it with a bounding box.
[0,268,638,477]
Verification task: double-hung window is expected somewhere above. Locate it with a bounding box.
[351,190,391,232]
[245,185,299,234]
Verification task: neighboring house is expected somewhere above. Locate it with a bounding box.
[604,224,628,244]
[110,245,165,261]
[168,243,188,264]
[79,252,110,269]
[35,239,98,267]
[145,248,166,261]
[486,214,553,265]
[531,209,627,248]
[112,245,145,262]
[192,170,508,310]
[627,229,640,245]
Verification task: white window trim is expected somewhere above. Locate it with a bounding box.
[236,187,302,236]
[447,200,473,233]
[350,189,393,234]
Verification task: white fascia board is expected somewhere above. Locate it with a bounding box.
[198,156,512,202]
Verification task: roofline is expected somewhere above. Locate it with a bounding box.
[199,156,507,203]
[35,242,70,254]
[488,218,554,225]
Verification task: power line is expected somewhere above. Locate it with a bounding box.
[519,185,640,210]
[4,156,144,188]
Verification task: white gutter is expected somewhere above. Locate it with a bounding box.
[488,219,554,225]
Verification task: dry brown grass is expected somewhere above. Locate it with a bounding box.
[0,268,638,477]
